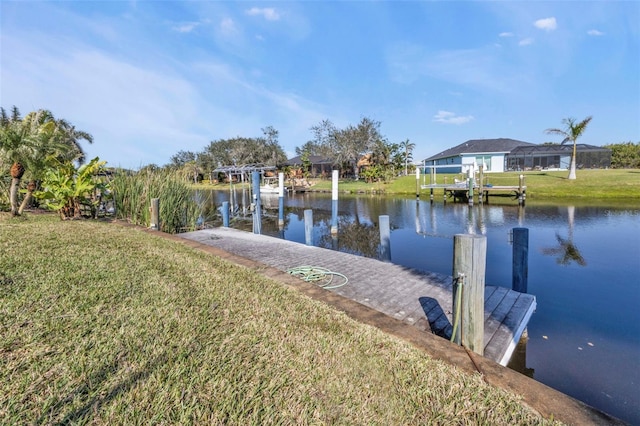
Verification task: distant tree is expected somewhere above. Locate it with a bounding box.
[400,139,415,176]
[168,150,196,169]
[295,141,323,157]
[333,117,384,179]
[545,116,593,180]
[604,141,640,168]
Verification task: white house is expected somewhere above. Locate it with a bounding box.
[423,138,536,174]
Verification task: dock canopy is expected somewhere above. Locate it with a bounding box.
[210,164,277,183]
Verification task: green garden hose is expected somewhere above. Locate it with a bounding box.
[287,266,349,289]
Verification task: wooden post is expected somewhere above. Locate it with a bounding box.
[331,170,339,235]
[252,171,261,234]
[452,234,486,355]
[304,209,313,246]
[150,198,160,230]
[478,165,484,204]
[467,177,474,206]
[518,174,525,206]
[512,227,529,293]
[222,201,230,227]
[379,215,391,262]
[278,172,285,229]
[416,167,420,199]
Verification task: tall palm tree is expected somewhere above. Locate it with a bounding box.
[400,139,415,176]
[1,107,93,215]
[545,116,592,180]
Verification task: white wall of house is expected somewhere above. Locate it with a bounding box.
[459,153,507,174]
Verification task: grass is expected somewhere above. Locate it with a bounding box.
[0,213,559,425]
[195,169,640,201]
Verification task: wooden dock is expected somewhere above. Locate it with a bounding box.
[180,227,536,366]
[421,184,526,204]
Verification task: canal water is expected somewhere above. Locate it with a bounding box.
[200,189,640,424]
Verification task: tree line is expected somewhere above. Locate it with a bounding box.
[166,117,415,183]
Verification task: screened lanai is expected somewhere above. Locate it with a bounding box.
[505,144,611,171]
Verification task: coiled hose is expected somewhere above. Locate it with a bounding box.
[287,266,349,289]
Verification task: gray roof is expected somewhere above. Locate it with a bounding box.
[285,155,334,166]
[424,138,536,162]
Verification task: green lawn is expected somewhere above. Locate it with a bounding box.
[196,169,640,201]
[0,214,558,425]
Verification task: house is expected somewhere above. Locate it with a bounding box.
[424,138,535,174]
[424,138,612,173]
[284,155,335,178]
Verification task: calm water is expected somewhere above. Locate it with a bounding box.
[201,189,640,424]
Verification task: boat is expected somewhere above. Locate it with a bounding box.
[259,176,284,194]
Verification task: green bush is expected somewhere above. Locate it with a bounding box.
[110,168,201,233]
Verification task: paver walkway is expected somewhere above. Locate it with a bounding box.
[180,227,536,365]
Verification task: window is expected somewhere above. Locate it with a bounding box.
[475,155,492,171]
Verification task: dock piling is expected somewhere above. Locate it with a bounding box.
[252,171,261,234]
[379,215,391,262]
[331,170,339,235]
[452,234,486,355]
[304,209,313,246]
[512,227,529,293]
[150,198,160,230]
[222,201,230,227]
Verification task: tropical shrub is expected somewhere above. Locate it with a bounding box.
[35,157,108,219]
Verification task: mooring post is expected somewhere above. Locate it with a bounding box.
[416,167,420,200]
[452,234,486,355]
[379,215,391,262]
[512,227,529,293]
[467,177,474,206]
[252,171,261,234]
[478,165,484,204]
[222,201,230,227]
[278,172,285,230]
[518,174,525,206]
[304,209,313,246]
[150,198,160,230]
[331,170,339,235]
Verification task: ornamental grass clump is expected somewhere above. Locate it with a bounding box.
[110,168,201,233]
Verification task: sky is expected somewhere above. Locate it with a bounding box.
[1,1,639,170]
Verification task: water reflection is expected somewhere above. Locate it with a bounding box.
[197,189,640,424]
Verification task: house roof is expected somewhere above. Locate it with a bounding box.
[424,138,536,162]
[285,155,334,166]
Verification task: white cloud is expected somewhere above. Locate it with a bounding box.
[172,21,200,33]
[433,111,474,125]
[246,7,280,21]
[219,18,239,37]
[499,32,514,37]
[587,29,604,36]
[534,17,557,31]
[519,37,534,46]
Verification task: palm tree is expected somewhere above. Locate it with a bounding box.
[400,139,415,176]
[1,107,93,215]
[545,116,593,180]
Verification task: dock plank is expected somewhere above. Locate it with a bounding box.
[180,227,535,366]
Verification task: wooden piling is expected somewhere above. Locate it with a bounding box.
[331,170,339,235]
[150,198,160,230]
[252,171,261,234]
[304,209,313,246]
[452,234,486,355]
[416,167,420,200]
[379,215,391,262]
[222,201,230,227]
[512,228,529,293]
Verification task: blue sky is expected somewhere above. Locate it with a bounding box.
[1,1,639,170]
